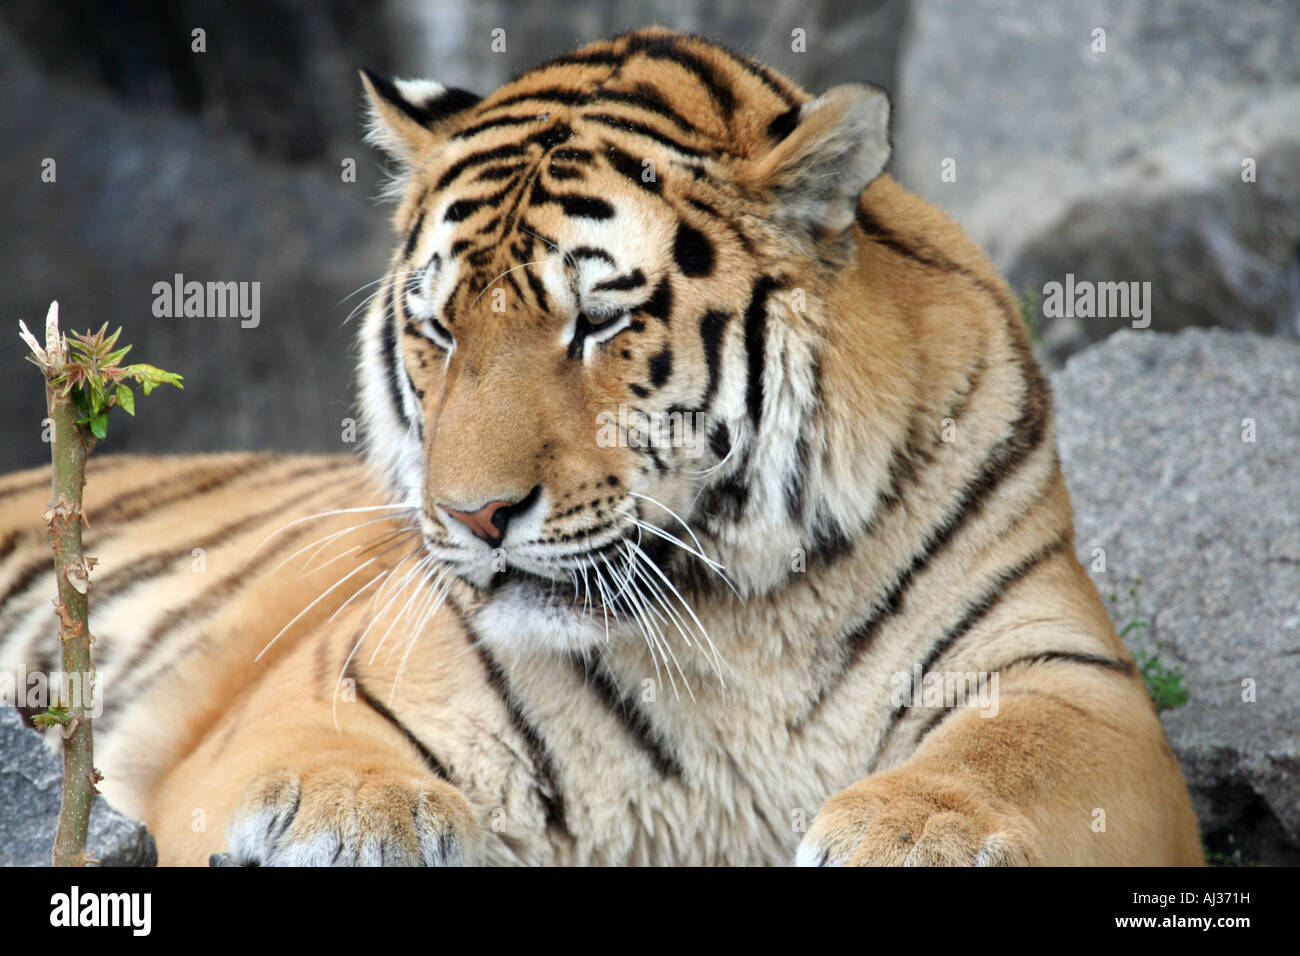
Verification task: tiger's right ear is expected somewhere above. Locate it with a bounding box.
[359,69,481,163]
[746,84,891,237]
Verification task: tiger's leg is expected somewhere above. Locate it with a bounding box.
[796,659,1204,866]
[145,613,482,867]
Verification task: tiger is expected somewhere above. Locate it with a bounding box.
[0,28,1203,866]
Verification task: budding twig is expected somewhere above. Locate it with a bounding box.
[18,301,182,866]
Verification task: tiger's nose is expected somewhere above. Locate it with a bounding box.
[439,486,541,548]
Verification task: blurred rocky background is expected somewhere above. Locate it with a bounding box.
[2,0,1295,470]
[0,0,1297,864]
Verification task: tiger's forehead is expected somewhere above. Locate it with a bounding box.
[395,28,811,323]
[405,118,675,323]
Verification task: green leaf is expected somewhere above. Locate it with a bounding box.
[125,363,184,395]
[115,383,135,416]
[104,344,133,368]
[89,413,108,440]
[31,706,70,728]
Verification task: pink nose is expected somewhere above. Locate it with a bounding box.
[440,499,513,547]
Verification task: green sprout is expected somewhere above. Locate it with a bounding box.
[1110,576,1189,711]
[51,323,183,440]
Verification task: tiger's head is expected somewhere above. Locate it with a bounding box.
[356,29,891,652]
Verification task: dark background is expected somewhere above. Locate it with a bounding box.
[1,0,1295,472]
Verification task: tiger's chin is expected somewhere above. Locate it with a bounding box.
[466,571,620,654]
[424,553,621,653]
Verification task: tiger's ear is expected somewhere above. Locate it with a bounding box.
[359,69,481,163]
[748,84,891,236]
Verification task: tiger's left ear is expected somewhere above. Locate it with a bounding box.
[747,84,891,236]
[360,69,481,163]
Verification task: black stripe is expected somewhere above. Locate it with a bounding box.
[708,39,799,107]
[697,309,729,410]
[452,112,548,141]
[524,122,574,151]
[582,113,706,158]
[641,277,672,324]
[573,654,683,778]
[602,142,661,193]
[743,276,781,429]
[871,534,1069,756]
[402,211,425,261]
[89,486,347,609]
[908,648,1130,750]
[532,47,623,73]
[766,105,801,142]
[435,143,527,191]
[551,147,595,165]
[786,425,812,522]
[474,644,569,837]
[560,195,614,220]
[708,422,731,460]
[0,457,279,637]
[0,530,18,563]
[697,452,751,524]
[648,347,672,387]
[488,87,589,110]
[379,286,409,427]
[476,163,526,182]
[349,663,453,781]
[590,85,697,132]
[593,269,645,292]
[998,650,1134,677]
[523,265,550,312]
[907,533,1069,690]
[855,204,1022,324]
[570,246,614,266]
[623,34,737,119]
[685,197,721,218]
[0,457,128,506]
[443,181,516,223]
[99,463,365,717]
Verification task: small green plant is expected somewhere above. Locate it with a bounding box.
[18,301,182,866]
[1015,284,1043,346]
[1109,576,1188,711]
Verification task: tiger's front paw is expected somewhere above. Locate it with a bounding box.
[795,770,1034,866]
[225,766,482,866]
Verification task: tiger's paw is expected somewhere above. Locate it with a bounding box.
[225,766,482,866]
[795,770,1034,867]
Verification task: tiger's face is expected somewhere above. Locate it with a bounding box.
[356,31,890,651]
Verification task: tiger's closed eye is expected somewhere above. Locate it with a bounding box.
[420,315,455,350]
[568,311,631,360]
[403,266,454,349]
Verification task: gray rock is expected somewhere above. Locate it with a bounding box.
[0,17,393,476]
[896,0,1300,358]
[1052,327,1300,865]
[0,706,157,866]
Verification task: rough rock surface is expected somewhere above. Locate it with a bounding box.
[1052,328,1300,865]
[896,0,1300,357]
[0,706,157,866]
